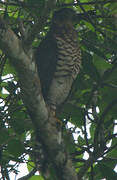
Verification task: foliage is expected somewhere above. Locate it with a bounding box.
[0,0,117,180]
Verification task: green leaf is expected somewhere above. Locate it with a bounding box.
[27,157,35,172]
[62,103,84,127]
[108,2,117,15]
[0,128,9,144]
[27,0,45,14]
[90,124,95,140]
[63,129,76,153]
[59,0,74,3]
[7,139,24,157]
[9,106,32,134]
[100,86,117,107]
[104,64,117,83]
[29,175,44,180]
[98,163,117,179]
[84,21,95,31]
[107,139,117,158]
[3,60,16,76]
[82,52,100,82]
[93,54,113,75]
[78,136,85,146]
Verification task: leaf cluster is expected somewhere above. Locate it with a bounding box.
[0,0,117,180]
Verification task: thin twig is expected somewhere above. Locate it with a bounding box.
[103,143,117,156]
[59,0,116,7]
[105,133,117,141]
[18,168,37,180]
[100,98,117,123]
[83,111,90,153]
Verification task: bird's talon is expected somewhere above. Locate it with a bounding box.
[55,117,62,126]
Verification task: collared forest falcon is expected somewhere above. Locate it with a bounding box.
[36,8,81,111]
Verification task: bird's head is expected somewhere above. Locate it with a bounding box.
[52,8,77,26]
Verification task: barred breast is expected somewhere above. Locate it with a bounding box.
[47,21,81,110]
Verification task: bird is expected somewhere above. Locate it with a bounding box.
[36,8,81,112]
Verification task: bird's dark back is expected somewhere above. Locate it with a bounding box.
[35,31,58,100]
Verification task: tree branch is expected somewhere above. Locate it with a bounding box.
[0,0,32,8]
[0,17,48,123]
[24,0,56,46]
[77,155,95,179]
[60,0,116,7]
[0,15,78,180]
[18,168,37,180]
[100,98,117,123]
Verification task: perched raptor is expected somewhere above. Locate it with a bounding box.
[36,8,81,111]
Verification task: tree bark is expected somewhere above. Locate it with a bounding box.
[0,12,78,180]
